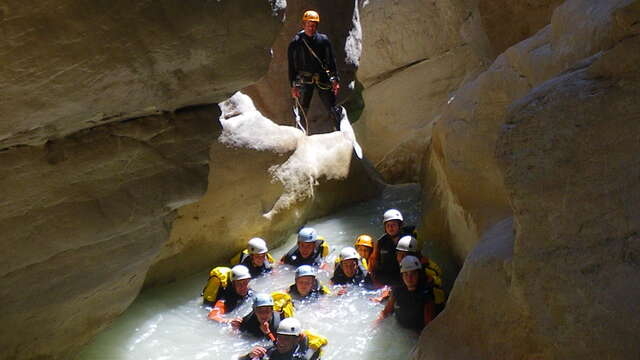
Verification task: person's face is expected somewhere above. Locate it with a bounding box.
[396,251,407,264]
[233,278,250,296]
[255,306,273,323]
[341,259,358,278]
[251,253,266,267]
[356,245,372,260]
[298,241,315,258]
[276,334,299,353]
[303,20,318,36]
[384,220,401,237]
[295,276,315,296]
[402,270,420,291]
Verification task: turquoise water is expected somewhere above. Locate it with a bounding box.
[78,184,437,359]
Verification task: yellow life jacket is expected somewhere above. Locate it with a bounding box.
[317,236,330,258]
[271,291,295,318]
[302,330,328,352]
[201,266,231,303]
[229,249,276,266]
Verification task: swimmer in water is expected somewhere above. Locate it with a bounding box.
[331,247,372,295]
[280,227,329,268]
[231,293,284,341]
[376,256,436,332]
[287,265,331,301]
[239,317,326,360]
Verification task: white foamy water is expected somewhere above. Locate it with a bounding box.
[79,184,431,360]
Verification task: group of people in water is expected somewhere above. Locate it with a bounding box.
[200,209,446,359]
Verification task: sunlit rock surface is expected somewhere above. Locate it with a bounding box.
[145,92,383,286]
[415,0,640,358]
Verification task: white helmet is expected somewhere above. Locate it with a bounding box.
[295,265,316,279]
[339,247,359,262]
[253,293,274,309]
[277,317,302,336]
[231,265,251,281]
[396,235,418,252]
[400,255,422,273]
[297,227,318,243]
[248,237,268,254]
[383,209,403,224]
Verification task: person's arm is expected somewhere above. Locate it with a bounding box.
[207,300,226,322]
[375,293,395,325]
[324,36,340,95]
[288,38,301,99]
[423,301,435,326]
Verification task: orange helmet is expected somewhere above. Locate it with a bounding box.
[354,234,373,248]
[302,10,320,23]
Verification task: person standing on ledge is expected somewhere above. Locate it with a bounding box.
[288,10,341,133]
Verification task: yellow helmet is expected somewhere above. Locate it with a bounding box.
[302,10,320,23]
[354,234,373,248]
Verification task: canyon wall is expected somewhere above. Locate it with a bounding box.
[0,1,285,359]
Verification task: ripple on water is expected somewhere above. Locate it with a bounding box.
[78,185,424,360]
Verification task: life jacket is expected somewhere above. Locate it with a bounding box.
[271,291,296,318]
[393,282,434,332]
[288,279,331,301]
[281,237,329,267]
[201,266,231,305]
[229,249,275,277]
[370,226,417,286]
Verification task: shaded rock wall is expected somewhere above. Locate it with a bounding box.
[0,2,284,359]
[0,0,283,149]
[413,0,640,359]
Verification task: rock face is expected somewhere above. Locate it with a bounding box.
[243,0,358,134]
[0,105,218,360]
[353,0,560,183]
[0,2,284,359]
[145,93,383,286]
[0,0,283,149]
[414,0,640,358]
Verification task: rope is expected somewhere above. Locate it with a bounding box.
[294,96,310,135]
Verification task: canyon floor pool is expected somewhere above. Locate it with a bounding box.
[78,184,451,360]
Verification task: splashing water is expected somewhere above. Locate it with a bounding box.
[78,184,426,359]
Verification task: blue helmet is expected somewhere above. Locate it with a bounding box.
[297,227,318,243]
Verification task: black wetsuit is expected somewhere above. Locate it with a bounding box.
[373,226,416,286]
[240,336,319,360]
[281,241,326,268]
[239,311,283,339]
[238,253,272,278]
[331,260,372,287]
[392,282,434,332]
[288,30,341,128]
[210,286,253,312]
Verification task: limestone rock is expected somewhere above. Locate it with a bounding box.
[416,1,640,358]
[0,105,218,360]
[145,93,383,286]
[0,0,283,149]
[421,0,640,263]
